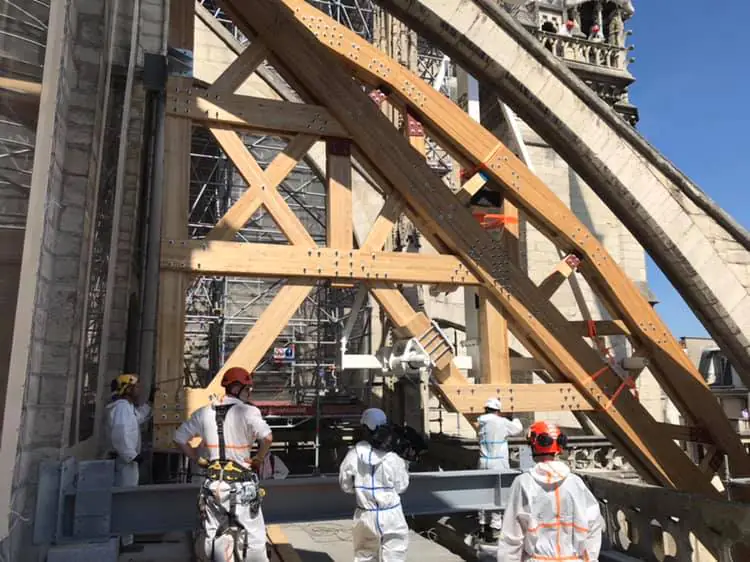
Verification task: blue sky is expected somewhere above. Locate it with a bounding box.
[627,1,750,339]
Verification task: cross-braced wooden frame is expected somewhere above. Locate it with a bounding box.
[155,0,750,497]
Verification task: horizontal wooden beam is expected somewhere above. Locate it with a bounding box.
[166,90,350,138]
[161,240,479,285]
[438,383,593,414]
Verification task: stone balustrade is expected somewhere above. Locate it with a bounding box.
[429,434,633,473]
[584,474,750,561]
[532,29,629,72]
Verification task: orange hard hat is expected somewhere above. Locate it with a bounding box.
[221,366,253,388]
[527,420,567,456]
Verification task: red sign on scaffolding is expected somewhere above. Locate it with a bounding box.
[272,344,296,362]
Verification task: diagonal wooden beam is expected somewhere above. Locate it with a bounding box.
[367,283,468,385]
[538,254,581,300]
[185,280,315,414]
[209,128,316,246]
[264,0,750,482]
[353,148,454,255]
[571,320,630,337]
[361,194,405,252]
[456,172,488,205]
[221,0,728,493]
[206,132,316,241]
[207,40,269,95]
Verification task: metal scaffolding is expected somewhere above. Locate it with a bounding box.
[186,0,459,410]
[0,0,49,228]
[184,123,370,405]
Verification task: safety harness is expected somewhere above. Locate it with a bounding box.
[205,404,256,483]
[201,403,263,562]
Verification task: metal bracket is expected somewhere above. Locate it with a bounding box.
[167,47,193,77]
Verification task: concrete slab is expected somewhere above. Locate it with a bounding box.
[280,520,465,561]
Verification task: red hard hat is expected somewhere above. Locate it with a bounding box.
[528,420,567,456]
[221,366,253,388]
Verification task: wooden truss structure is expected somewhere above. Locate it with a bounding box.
[155,0,750,496]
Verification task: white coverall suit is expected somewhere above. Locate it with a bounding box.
[477,413,523,532]
[174,396,272,562]
[105,398,152,546]
[339,441,410,562]
[259,454,289,480]
[497,460,603,562]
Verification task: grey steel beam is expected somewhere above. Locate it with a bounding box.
[34,459,518,545]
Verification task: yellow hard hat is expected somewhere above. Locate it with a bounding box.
[112,374,138,397]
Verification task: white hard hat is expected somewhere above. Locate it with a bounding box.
[361,408,387,430]
[485,398,502,411]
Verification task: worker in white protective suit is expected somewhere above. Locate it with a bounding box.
[174,367,274,562]
[497,420,603,562]
[105,373,153,551]
[477,398,523,542]
[339,408,410,562]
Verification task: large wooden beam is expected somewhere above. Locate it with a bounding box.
[265,0,750,481]
[206,133,317,241]
[207,40,269,95]
[538,254,581,300]
[361,194,404,252]
[367,283,468,385]
[222,0,724,493]
[326,139,353,250]
[185,280,314,417]
[167,92,350,139]
[161,240,479,284]
[209,128,316,246]
[571,320,630,337]
[153,0,194,450]
[658,423,712,444]
[479,286,511,384]
[439,383,593,414]
[0,77,42,96]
